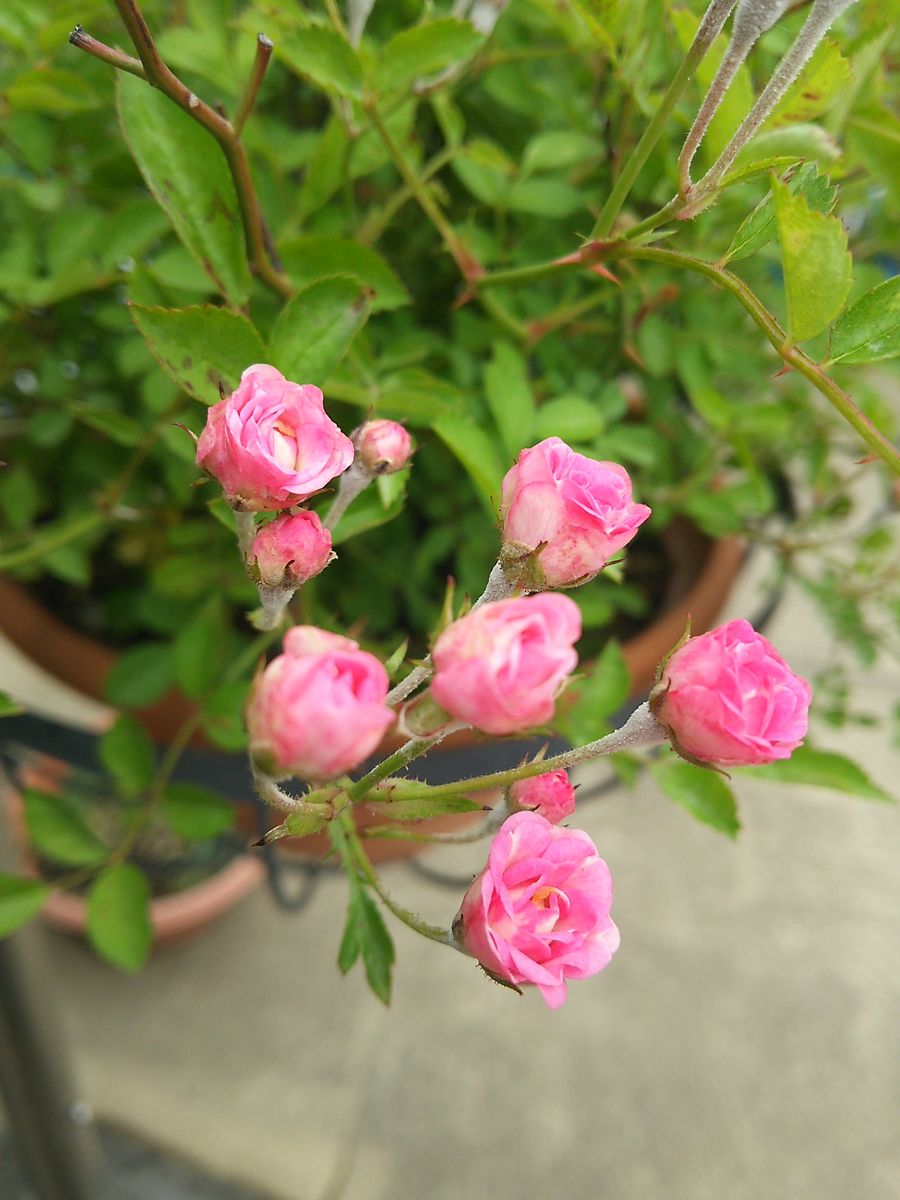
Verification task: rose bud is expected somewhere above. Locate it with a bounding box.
[248,511,334,589]
[246,628,394,779]
[429,594,581,736]
[500,437,651,590]
[651,619,812,767]
[454,811,620,1009]
[353,419,413,475]
[196,364,354,511]
[509,770,576,824]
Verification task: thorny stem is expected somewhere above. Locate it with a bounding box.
[613,245,900,475]
[386,703,668,802]
[364,99,482,283]
[592,0,739,237]
[346,724,468,803]
[232,33,274,137]
[337,813,458,947]
[98,0,292,299]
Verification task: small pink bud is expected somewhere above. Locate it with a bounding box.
[500,437,651,589]
[651,619,812,767]
[353,420,413,475]
[509,770,576,824]
[196,364,354,511]
[454,811,619,1008]
[430,594,581,736]
[249,511,333,588]
[246,629,394,779]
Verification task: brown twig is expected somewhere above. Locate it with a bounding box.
[72,0,292,299]
[233,33,274,137]
[68,25,146,78]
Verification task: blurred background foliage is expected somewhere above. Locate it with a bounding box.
[0,0,897,743]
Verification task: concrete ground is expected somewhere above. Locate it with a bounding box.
[1,544,898,1199]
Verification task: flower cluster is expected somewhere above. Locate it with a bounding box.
[198,363,811,1009]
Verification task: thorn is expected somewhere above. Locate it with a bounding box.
[250,836,266,847]
[588,263,621,285]
[855,452,879,465]
[772,364,792,379]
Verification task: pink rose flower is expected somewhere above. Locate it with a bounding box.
[196,364,354,511]
[652,619,812,766]
[246,629,393,779]
[354,419,414,474]
[249,511,334,588]
[455,811,620,1009]
[430,594,581,736]
[509,770,576,824]
[501,437,651,588]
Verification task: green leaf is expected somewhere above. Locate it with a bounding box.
[280,237,409,312]
[724,163,836,264]
[117,72,251,306]
[432,417,505,517]
[846,112,900,209]
[0,877,50,938]
[87,865,152,973]
[278,26,364,98]
[73,406,145,447]
[0,691,23,717]
[7,69,99,115]
[104,643,175,709]
[736,125,841,171]
[521,130,597,175]
[375,369,467,424]
[766,39,851,129]
[651,759,741,838]
[745,747,893,802]
[202,681,250,751]
[99,716,156,797]
[331,480,407,545]
[366,792,483,822]
[23,789,108,866]
[558,639,631,746]
[129,304,266,404]
[338,881,395,1004]
[375,19,483,94]
[772,177,852,343]
[506,178,585,218]
[173,597,228,700]
[484,342,534,459]
[828,276,900,366]
[268,277,370,383]
[533,395,605,443]
[162,784,235,840]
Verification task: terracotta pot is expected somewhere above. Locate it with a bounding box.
[0,524,745,866]
[3,762,265,948]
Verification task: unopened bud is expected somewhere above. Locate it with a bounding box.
[249,511,334,589]
[354,420,413,475]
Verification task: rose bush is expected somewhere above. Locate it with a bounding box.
[651,619,812,766]
[196,365,354,511]
[455,811,620,1009]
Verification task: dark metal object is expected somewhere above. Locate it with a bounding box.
[0,789,106,1199]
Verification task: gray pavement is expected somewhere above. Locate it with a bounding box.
[2,547,898,1199]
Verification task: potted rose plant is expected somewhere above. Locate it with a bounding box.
[0,0,896,994]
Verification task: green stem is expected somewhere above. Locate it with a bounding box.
[591,0,736,238]
[0,511,104,571]
[615,245,900,475]
[385,704,666,802]
[346,723,467,803]
[338,812,456,947]
[364,99,481,282]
